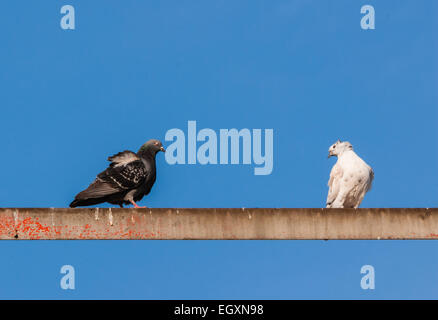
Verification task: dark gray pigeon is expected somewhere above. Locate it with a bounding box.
[70,139,165,208]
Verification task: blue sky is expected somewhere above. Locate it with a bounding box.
[0,0,437,299]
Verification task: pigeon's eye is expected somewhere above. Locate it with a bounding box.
[333,145,336,149]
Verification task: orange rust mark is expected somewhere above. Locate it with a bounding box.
[0,213,176,239]
[15,217,52,239]
[0,216,15,237]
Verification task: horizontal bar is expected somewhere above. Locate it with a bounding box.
[0,208,437,240]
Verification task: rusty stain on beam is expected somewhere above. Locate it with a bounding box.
[0,208,437,240]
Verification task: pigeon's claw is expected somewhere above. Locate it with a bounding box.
[129,200,147,209]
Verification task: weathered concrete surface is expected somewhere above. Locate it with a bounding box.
[0,208,437,240]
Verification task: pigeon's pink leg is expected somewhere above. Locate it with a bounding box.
[129,200,147,208]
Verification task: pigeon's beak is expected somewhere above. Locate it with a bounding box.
[327,151,332,158]
[160,146,166,152]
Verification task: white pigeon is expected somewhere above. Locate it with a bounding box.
[326,140,374,208]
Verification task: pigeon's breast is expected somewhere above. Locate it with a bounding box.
[135,157,157,198]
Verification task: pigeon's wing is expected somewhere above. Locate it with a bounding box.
[74,152,148,200]
[99,158,148,191]
[108,150,140,168]
[326,162,343,207]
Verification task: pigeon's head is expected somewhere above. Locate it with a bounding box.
[328,140,353,158]
[138,139,166,156]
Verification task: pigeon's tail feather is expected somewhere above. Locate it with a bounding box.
[69,199,80,208]
[69,198,106,208]
[366,169,374,192]
[77,180,119,198]
[69,179,121,208]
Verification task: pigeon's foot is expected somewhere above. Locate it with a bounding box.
[129,200,148,209]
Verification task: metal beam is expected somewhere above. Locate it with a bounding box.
[0,208,437,240]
